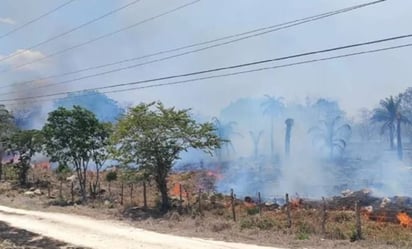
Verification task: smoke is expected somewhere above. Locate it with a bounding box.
[53,90,124,123]
[178,95,412,200]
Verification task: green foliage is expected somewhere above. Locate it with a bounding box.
[9,129,43,186]
[105,171,117,182]
[372,95,409,159]
[56,163,71,179]
[0,105,16,180]
[296,231,310,240]
[295,221,313,240]
[246,207,260,216]
[111,102,221,211]
[239,217,276,230]
[42,106,109,201]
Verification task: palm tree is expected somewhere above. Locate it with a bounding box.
[249,130,263,159]
[261,95,284,160]
[371,96,410,160]
[212,117,240,161]
[284,118,294,157]
[309,116,351,159]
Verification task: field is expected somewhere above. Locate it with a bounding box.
[0,168,412,249]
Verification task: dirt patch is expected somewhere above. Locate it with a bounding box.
[0,220,87,249]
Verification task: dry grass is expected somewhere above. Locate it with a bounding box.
[1,168,412,249]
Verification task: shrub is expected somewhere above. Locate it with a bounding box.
[296,231,310,240]
[211,222,231,232]
[256,218,275,230]
[240,217,255,230]
[246,207,260,216]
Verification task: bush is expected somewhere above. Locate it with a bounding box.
[256,218,275,230]
[105,171,117,182]
[334,212,352,223]
[327,227,348,240]
[240,217,276,231]
[240,217,255,230]
[246,207,260,216]
[210,222,231,232]
[296,231,310,240]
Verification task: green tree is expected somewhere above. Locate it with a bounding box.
[261,95,284,160]
[309,116,351,159]
[111,102,221,211]
[105,171,117,195]
[56,163,71,199]
[0,105,16,180]
[10,130,43,186]
[90,122,112,197]
[42,106,108,202]
[284,118,294,157]
[372,96,410,160]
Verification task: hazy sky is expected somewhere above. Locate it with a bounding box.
[1,0,411,118]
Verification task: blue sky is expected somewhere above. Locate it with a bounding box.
[1,0,412,118]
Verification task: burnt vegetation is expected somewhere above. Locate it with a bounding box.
[1,89,412,248]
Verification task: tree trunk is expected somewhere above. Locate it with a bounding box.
[129,183,134,204]
[75,163,87,203]
[120,182,124,205]
[143,181,147,209]
[0,162,3,181]
[285,125,291,157]
[158,179,169,212]
[19,163,29,186]
[389,125,395,150]
[59,179,63,199]
[397,119,403,160]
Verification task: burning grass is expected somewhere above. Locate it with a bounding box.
[1,168,412,249]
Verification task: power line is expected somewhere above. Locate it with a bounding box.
[0,0,142,63]
[0,0,201,73]
[0,0,76,40]
[2,41,412,104]
[3,32,412,97]
[1,0,386,91]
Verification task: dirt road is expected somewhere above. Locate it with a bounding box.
[0,205,285,249]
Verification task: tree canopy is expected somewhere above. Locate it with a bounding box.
[111,102,221,210]
[42,105,110,201]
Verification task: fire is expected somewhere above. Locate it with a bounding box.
[397,212,412,228]
[290,198,303,209]
[169,182,188,198]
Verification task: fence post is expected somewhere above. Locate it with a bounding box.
[143,181,147,209]
[71,182,74,203]
[129,183,134,205]
[286,193,291,228]
[120,182,124,205]
[355,201,362,240]
[321,197,327,236]
[231,189,236,222]
[47,182,51,198]
[198,188,202,214]
[179,184,183,204]
[258,192,262,216]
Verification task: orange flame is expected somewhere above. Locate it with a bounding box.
[169,183,187,198]
[290,198,303,210]
[397,212,412,228]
